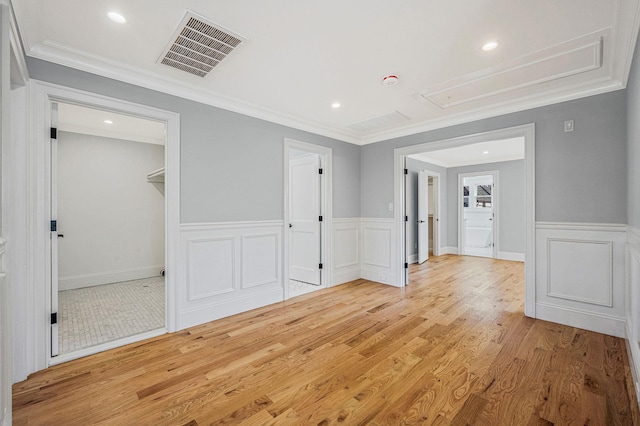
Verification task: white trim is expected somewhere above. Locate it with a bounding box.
[394,123,536,317]
[408,253,418,264]
[536,302,626,338]
[536,222,628,232]
[29,80,180,373]
[442,246,459,255]
[497,251,525,262]
[283,139,333,299]
[48,327,166,366]
[457,170,499,259]
[8,1,28,87]
[181,220,284,231]
[17,41,633,147]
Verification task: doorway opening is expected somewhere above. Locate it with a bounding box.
[458,172,498,258]
[284,139,333,299]
[394,124,535,317]
[51,101,167,358]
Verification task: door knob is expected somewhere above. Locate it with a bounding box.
[289,224,293,228]
[57,234,64,238]
[417,220,425,223]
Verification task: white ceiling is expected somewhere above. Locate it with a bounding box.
[409,137,524,168]
[12,0,640,145]
[57,102,166,145]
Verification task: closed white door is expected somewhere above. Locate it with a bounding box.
[289,153,321,285]
[417,170,429,264]
[50,102,59,357]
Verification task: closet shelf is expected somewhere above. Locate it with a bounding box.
[146,167,165,183]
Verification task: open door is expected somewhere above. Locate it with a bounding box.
[417,170,429,264]
[289,153,321,285]
[50,102,59,357]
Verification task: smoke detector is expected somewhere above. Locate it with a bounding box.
[382,75,399,86]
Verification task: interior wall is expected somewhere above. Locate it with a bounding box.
[447,160,525,254]
[26,58,361,223]
[361,90,627,225]
[57,131,165,289]
[405,157,447,258]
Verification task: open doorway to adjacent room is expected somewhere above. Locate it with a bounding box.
[51,102,167,358]
[396,124,534,316]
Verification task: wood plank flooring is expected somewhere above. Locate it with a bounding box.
[13,255,640,425]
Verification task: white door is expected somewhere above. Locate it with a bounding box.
[460,173,496,258]
[289,153,321,285]
[50,102,59,357]
[417,170,429,264]
[431,176,439,256]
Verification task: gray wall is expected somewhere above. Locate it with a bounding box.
[57,131,164,286]
[405,158,448,255]
[628,33,640,229]
[447,160,525,253]
[27,58,361,222]
[361,91,627,224]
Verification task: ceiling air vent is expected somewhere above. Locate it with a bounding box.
[158,11,246,78]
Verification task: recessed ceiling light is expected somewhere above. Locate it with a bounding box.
[107,12,126,24]
[482,41,499,51]
[483,150,489,154]
[104,119,114,124]
[331,102,341,109]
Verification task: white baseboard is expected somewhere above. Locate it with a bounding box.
[178,287,283,330]
[361,268,401,287]
[59,265,165,290]
[626,319,640,408]
[442,246,458,255]
[408,253,418,264]
[536,302,626,338]
[497,251,525,262]
[333,267,361,286]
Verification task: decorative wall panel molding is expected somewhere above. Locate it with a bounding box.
[361,218,398,286]
[241,233,279,289]
[625,226,640,396]
[535,222,626,337]
[333,219,361,286]
[178,221,283,329]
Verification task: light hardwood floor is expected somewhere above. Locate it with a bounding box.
[13,255,640,425]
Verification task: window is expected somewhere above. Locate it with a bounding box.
[463,186,469,208]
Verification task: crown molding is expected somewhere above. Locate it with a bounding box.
[22,14,633,148]
[28,41,363,145]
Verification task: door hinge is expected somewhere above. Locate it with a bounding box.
[405,262,409,269]
[319,263,323,270]
[51,312,57,325]
[405,215,408,222]
[319,168,323,175]
[50,220,57,232]
[50,127,57,139]
[319,215,323,222]
[404,168,408,175]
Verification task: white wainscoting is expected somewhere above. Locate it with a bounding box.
[536,222,627,337]
[177,222,284,330]
[626,226,640,401]
[361,218,399,287]
[0,237,8,425]
[333,218,361,286]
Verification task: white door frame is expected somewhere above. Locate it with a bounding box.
[29,80,180,370]
[394,124,535,318]
[283,139,332,299]
[457,171,498,258]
